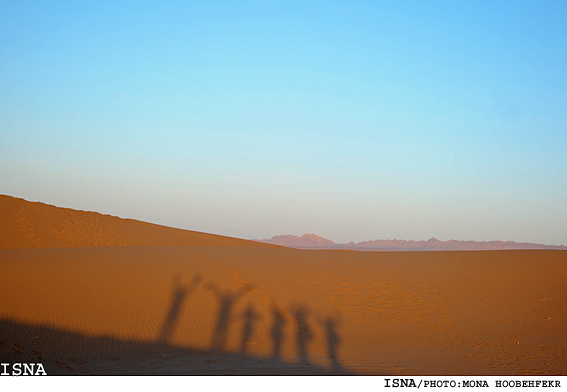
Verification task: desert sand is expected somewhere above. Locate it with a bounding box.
[1,195,566,375]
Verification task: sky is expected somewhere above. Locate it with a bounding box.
[1,1,566,245]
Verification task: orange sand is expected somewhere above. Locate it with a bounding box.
[1,195,566,375]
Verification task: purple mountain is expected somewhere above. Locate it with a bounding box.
[257,234,567,251]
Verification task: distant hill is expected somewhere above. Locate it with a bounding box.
[258,233,567,251]
[262,233,336,248]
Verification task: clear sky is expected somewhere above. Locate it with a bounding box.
[1,1,566,245]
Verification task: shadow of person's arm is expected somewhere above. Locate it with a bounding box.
[206,282,221,298]
[187,274,202,292]
[238,304,263,322]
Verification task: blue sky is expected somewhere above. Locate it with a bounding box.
[1,1,566,245]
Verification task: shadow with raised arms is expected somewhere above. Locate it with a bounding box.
[207,282,253,352]
[0,272,364,375]
[157,274,202,344]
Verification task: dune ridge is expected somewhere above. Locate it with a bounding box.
[0,194,274,249]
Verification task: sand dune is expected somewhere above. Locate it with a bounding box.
[0,195,273,249]
[1,195,566,375]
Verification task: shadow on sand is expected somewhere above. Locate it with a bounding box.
[207,282,252,352]
[0,273,362,375]
[0,319,355,375]
[157,274,202,344]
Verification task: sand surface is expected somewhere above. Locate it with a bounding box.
[1,195,566,375]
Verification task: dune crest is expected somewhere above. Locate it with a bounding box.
[0,195,274,249]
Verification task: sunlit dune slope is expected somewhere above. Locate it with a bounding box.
[0,195,274,249]
[1,246,566,375]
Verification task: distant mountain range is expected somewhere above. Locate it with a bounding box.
[257,233,567,251]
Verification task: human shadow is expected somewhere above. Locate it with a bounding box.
[208,283,253,351]
[157,274,202,344]
[0,318,358,375]
[290,304,313,365]
[317,313,343,372]
[239,303,261,354]
[270,302,287,359]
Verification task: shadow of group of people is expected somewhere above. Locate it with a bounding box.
[157,274,344,372]
[288,305,342,371]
